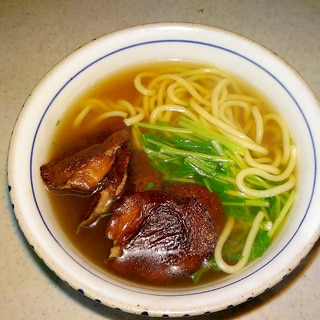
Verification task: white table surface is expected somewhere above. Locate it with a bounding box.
[1,1,320,319]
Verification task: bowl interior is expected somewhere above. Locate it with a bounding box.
[8,23,320,317]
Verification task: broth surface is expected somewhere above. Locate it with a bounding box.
[45,61,295,287]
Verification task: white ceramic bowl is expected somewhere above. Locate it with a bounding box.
[7,23,320,317]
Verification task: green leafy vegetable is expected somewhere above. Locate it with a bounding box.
[144,182,155,190]
[192,255,221,283]
[250,229,272,259]
[133,118,295,282]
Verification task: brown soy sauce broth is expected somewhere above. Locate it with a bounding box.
[45,61,288,287]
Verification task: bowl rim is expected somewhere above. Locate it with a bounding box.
[7,22,320,317]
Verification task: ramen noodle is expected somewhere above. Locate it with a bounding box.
[42,62,296,285]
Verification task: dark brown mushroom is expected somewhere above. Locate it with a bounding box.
[126,149,163,193]
[79,147,131,227]
[106,190,218,285]
[40,127,131,194]
[165,182,226,235]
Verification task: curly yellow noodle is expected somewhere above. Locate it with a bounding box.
[214,211,265,274]
[251,156,273,164]
[172,75,214,98]
[218,100,252,130]
[211,78,229,117]
[73,105,92,127]
[166,84,190,107]
[199,115,212,129]
[89,111,128,127]
[264,113,291,165]
[134,72,158,95]
[236,146,296,197]
[181,67,242,94]
[84,98,111,110]
[189,80,214,97]
[251,105,264,144]
[189,99,268,155]
[146,74,176,92]
[73,99,111,127]
[118,100,137,117]
[227,93,261,104]
[157,78,173,106]
[244,149,281,175]
[166,76,212,107]
[179,67,225,78]
[142,93,158,118]
[124,107,145,126]
[149,104,198,124]
[270,148,283,168]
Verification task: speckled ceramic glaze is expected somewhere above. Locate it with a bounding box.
[7,23,320,317]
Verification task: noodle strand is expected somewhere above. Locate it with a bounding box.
[214,211,265,274]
